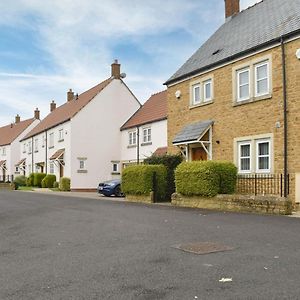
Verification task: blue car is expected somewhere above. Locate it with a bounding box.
[97,179,124,197]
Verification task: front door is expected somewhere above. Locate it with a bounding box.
[59,164,64,178]
[192,147,207,161]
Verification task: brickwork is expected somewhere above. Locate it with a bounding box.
[167,38,300,202]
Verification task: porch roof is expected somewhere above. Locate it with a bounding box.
[15,158,26,166]
[50,148,65,160]
[0,160,6,167]
[173,120,214,145]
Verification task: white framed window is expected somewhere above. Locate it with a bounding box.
[15,166,19,172]
[28,141,32,154]
[192,84,201,105]
[112,163,119,173]
[49,133,54,148]
[255,61,269,97]
[237,68,250,102]
[42,135,45,148]
[129,131,137,146]
[238,142,251,173]
[143,127,151,143]
[79,160,85,170]
[49,162,54,174]
[203,79,212,102]
[23,143,26,153]
[256,140,270,173]
[34,138,38,152]
[58,129,64,141]
[2,147,6,156]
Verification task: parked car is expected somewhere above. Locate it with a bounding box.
[97,179,124,197]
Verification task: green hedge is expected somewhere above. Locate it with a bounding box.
[33,173,46,187]
[14,175,27,189]
[41,174,56,188]
[122,165,167,201]
[26,173,34,186]
[175,161,237,197]
[59,177,71,191]
[53,181,59,188]
[144,154,183,201]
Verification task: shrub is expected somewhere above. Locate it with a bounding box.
[59,177,71,191]
[175,161,238,197]
[122,165,167,201]
[26,173,34,186]
[33,173,46,187]
[53,181,59,188]
[144,154,183,201]
[175,161,220,197]
[41,174,56,188]
[14,175,27,188]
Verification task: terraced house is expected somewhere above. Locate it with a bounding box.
[0,110,40,181]
[165,0,300,204]
[20,60,140,191]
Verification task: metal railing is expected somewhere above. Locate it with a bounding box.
[0,175,14,183]
[236,174,289,197]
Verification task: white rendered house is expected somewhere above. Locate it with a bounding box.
[20,60,141,190]
[120,90,168,167]
[0,111,40,181]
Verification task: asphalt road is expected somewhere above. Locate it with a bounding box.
[1,190,300,300]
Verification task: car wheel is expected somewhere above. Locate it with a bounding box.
[114,185,123,197]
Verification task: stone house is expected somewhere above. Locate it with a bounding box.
[0,110,40,181]
[20,60,141,190]
[120,90,167,167]
[165,0,300,204]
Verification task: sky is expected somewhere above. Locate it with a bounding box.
[0,0,260,126]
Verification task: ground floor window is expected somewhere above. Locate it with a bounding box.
[50,162,54,174]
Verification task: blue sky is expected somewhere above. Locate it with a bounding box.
[0,0,259,126]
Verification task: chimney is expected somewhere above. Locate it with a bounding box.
[67,89,74,102]
[34,108,40,120]
[15,114,20,124]
[224,0,240,20]
[111,59,121,79]
[50,100,56,112]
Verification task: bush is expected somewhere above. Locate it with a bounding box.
[122,165,167,201]
[59,177,71,191]
[41,174,56,188]
[144,154,183,201]
[53,181,59,188]
[175,161,237,197]
[14,175,27,188]
[33,173,46,187]
[26,173,34,186]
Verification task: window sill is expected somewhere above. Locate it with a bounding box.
[58,139,64,143]
[77,169,88,173]
[48,146,54,149]
[141,142,152,146]
[189,100,213,110]
[34,150,38,153]
[233,94,272,107]
[111,172,120,175]
[127,145,137,149]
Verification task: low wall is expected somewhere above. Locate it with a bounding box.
[0,183,15,190]
[126,192,154,204]
[172,193,292,215]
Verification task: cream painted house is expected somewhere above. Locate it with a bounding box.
[120,90,167,167]
[0,110,40,181]
[20,60,141,190]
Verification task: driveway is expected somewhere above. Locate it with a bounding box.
[0,190,300,299]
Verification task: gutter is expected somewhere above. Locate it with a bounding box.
[31,137,34,173]
[45,130,48,174]
[165,29,300,86]
[281,36,288,198]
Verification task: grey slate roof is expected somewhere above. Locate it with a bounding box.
[173,120,214,144]
[166,0,300,85]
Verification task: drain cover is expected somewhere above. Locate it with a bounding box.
[172,242,233,255]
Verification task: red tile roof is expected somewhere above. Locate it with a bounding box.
[153,147,168,156]
[22,78,113,140]
[0,118,36,146]
[121,90,167,130]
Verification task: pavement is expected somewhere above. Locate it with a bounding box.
[1,190,300,299]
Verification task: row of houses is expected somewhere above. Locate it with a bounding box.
[1,0,300,204]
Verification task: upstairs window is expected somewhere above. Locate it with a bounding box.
[23,143,26,153]
[143,127,151,143]
[255,62,269,97]
[204,79,212,102]
[28,141,32,154]
[2,147,6,156]
[34,138,38,152]
[129,131,137,146]
[58,129,64,141]
[190,77,213,107]
[49,133,54,148]
[192,84,201,105]
[237,68,250,102]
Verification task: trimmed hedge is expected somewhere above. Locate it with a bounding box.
[41,174,56,188]
[33,173,46,187]
[53,181,59,188]
[175,161,237,197]
[122,165,167,201]
[26,173,34,186]
[144,154,183,201]
[14,175,27,189]
[59,177,71,191]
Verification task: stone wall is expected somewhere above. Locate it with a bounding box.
[172,193,292,215]
[126,192,154,204]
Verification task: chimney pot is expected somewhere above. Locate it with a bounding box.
[67,89,74,102]
[224,0,240,20]
[15,114,20,124]
[34,108,40,120]
[111,59,121,79]
[50,100,56,112]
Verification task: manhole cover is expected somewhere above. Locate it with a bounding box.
[172,242,233,255]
